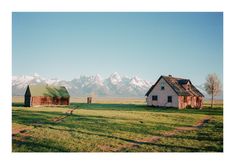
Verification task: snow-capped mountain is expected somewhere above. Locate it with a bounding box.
[108,72,122,85]
[12,73,152,98]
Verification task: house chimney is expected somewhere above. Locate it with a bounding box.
[168,75,172,77]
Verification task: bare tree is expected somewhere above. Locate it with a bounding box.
[204,73,222,108]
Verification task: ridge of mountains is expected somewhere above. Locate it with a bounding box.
[12,72,152,98]
[12,72,218,99]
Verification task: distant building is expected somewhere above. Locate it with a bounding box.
[24,85,70,107]
[145,75,204,109]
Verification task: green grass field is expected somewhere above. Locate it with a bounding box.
[12,98,223,152]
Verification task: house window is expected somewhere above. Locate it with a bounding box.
[160,82,165,90]
[152,95,158,101]
[167,96,172,103]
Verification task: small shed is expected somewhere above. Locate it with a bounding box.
[87,97,92,104]
[24,85,70,107]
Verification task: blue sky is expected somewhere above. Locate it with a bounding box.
[12,12,223,84]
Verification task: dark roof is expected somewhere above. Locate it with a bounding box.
[178,79,190,85]
[145,75,204,97]
[25,85,70,98]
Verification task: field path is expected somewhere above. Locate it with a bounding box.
[162,116,211,137]
[12,108,78,141]
[102,116,212,152]
[50,108,77,122]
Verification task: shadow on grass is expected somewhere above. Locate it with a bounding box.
[175,120,223,141]
[13,105,222,139]
[13,109,174,136]
[12,137,70,152]
[46,126,201,152]
[69,103,223,116]
[12,102,25,107]
[12,109,66,126]
[12,103,223,152]
[12,102,223,116]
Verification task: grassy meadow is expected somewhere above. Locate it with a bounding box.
[12,97,223,152]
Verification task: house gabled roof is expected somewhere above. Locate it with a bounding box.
[25,85,70,98]
[145,75,204,97]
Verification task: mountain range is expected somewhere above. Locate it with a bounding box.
[12,72,152,98]
[12,72,219,99]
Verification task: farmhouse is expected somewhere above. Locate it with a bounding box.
[145,75,204,109]
[24,85,70,107]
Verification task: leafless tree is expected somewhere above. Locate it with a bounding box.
[204,73,222,108]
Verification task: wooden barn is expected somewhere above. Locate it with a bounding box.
[24,85,70,107]
[145,75,204,109]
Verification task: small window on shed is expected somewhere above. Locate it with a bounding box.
[167,96,172,103]
[152,95,158,101]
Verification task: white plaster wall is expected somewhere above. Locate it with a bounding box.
[146,78,178,108]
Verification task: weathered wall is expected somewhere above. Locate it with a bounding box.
[178,96,203,109]
[24,96,69,107]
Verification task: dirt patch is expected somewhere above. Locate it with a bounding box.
[51,116,68,122]
[162,130,178,137]
[160,126,197,136]
[162,116,211,137]
[115,143,140,152]
[175,126,197,131]
[98,142,140,152]
[12,126,33,142]
[98,145,116,152]
[193,116,211,128]
[12,127,32,136]
[98,144,120,152]
[50,108,76,122]
[137,136,161,143]
[65,108,76,115]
